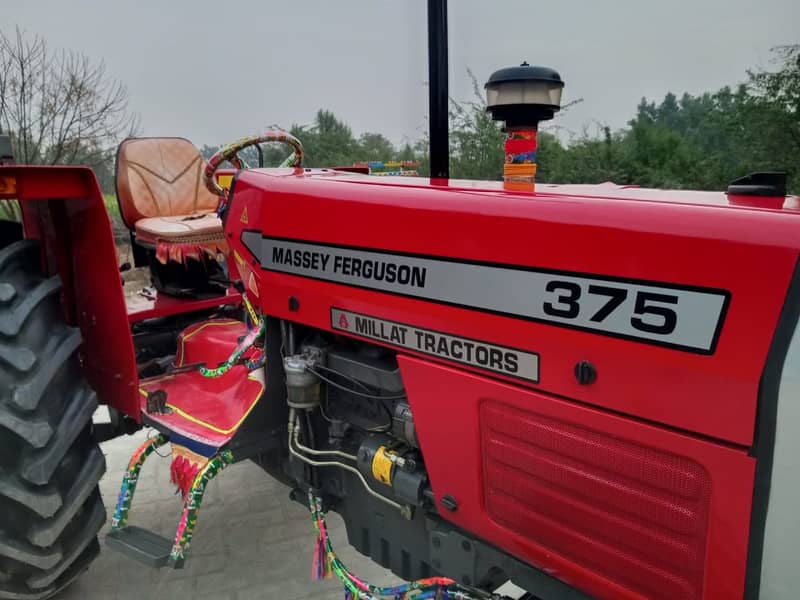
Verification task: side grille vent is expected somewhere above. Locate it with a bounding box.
[481,401,712,600]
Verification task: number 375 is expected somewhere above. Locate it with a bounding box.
[543,281,678,335]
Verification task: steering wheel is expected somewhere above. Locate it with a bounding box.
[203,129,304,197]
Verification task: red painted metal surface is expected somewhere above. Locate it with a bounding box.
[220,168,796,599]
[126,288,241,323]
[481,401,711,599]
[139,319,263,446]
[400,357,754,600]
[230,169,799,446]
[4,166,140,419]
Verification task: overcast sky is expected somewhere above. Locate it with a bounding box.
[3,0,797,148]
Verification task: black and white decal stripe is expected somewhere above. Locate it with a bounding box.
[242,232,730,354]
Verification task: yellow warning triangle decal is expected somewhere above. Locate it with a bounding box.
[248,272,259,296]
[240,206,249,224]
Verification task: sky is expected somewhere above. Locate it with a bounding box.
[2,0,798,148]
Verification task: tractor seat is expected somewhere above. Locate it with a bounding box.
[134,213,223,246]
[116,137,227,263]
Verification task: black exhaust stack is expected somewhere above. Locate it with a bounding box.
[427,0,449,179]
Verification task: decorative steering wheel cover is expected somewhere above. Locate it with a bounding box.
[203,129,304,196]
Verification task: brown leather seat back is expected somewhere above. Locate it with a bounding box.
[115,138,220,228]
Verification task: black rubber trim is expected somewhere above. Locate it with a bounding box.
[744,256,800,599]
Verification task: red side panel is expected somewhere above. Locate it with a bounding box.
[8,166,140,419]
[126,289,241,323]
[229,171,799,446]
[400,356,754,600]
[222,170,794,598]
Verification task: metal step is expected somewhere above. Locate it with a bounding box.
[106,526,184,569]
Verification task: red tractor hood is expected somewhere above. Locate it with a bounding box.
[231,168,800,447]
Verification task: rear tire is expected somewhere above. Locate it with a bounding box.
[0,240,106,599]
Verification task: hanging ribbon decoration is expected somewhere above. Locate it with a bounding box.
[308,492,501,600]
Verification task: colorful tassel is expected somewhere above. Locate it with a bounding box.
[154,239,228,266]
[307,491,493,600]
[311,537,322,581]
[169,445,211,498]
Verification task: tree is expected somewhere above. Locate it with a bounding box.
[748,45,800,133]
[295,110,360,167]
[0,27,138,179]
[745,45,800,189]
[448,72,505,180]
[357,132,396,162]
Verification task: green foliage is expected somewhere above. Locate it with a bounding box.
[103,194,120,218]
[202,111,420,171]
[0,199,20,221]
[537,45,799,193]
[448,71,505,180]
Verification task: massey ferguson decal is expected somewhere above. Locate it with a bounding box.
[243,233,730,353]
[271,245,427,288]
[331,308,540,382]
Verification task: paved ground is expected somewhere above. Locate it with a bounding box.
[60,426,402,600]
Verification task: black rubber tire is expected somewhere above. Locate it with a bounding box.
[0,240,106,599]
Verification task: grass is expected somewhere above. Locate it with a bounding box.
[103,194,121,218]
[0,199,20,221]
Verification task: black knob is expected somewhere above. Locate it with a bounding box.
[440,494,458,512]
[574,360,597,385]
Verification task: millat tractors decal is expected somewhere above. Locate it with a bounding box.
[243,233,730,354]
[331,308,540,382]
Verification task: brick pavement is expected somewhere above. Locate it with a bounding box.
[60,428,401,600]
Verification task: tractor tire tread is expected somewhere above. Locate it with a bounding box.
[12,329,81,412]
[27,494,105,589]
[27,446,105,548]
[0,240,106,600]
[0,241,38,276]
[0,276,60,338]
[0,476,61,520]
[21,387,98,486]
[0,343,35,373]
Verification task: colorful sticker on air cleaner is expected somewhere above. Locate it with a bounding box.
[242,233,730,354]
[331,308,540,383]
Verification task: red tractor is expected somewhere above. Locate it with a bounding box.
[1,13,799,600]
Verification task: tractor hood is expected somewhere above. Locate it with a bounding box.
[231,167,800,447]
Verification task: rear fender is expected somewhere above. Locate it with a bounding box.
[1,165,139,420]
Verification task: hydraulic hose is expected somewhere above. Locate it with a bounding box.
[288,412,403,513]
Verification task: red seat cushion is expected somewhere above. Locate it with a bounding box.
[139,320,264,448]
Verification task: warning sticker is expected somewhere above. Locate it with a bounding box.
[331,308,539,383]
